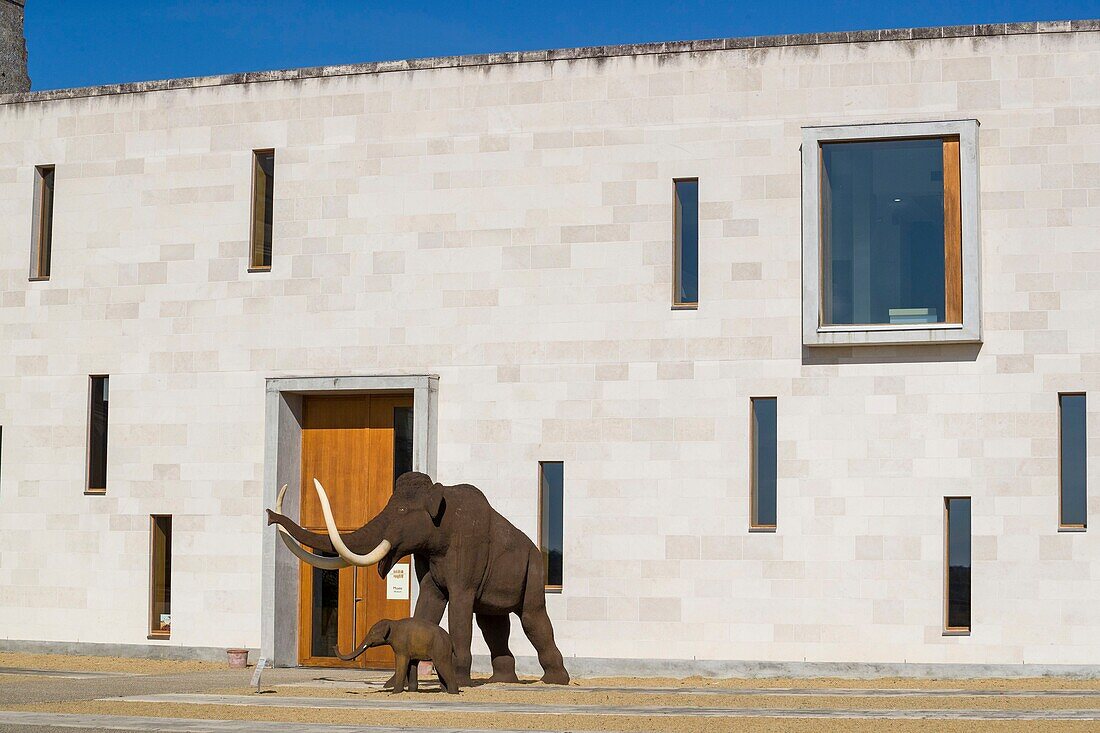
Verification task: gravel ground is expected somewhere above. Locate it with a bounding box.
[0,652,219,676]
[4,653,1100,733]
[223,684,1100,711]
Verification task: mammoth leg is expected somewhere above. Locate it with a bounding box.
[384,575,447,690]
[391,654,410,694]
[433,647,460,694]
[406,660,418,692]
[519,605,569,685]
[476,613,518,683]
[519,549,569,685]
[447,593,475,686]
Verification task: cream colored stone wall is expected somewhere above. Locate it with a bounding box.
[0,28,1098,667]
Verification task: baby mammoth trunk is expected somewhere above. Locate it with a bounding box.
[335,636,379,662]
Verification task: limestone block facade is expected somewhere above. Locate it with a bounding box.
[0,20,1098,674]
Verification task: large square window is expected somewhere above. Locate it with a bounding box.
[802,121,981,346]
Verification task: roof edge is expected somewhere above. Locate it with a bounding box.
[4,18,1098,107]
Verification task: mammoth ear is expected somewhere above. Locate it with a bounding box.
[424,483,445,522]
[381,621,392,641]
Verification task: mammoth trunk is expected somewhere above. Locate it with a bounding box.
[310,478,393,568]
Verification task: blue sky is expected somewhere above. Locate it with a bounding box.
[26,1,1100,90]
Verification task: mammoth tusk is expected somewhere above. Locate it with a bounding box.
[312,478,392,566]
[273,484,349,571]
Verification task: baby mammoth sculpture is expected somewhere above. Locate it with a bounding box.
[339,618,459,694]
[267,471,570,686]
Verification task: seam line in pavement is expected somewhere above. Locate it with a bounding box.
[106,693,1100,720]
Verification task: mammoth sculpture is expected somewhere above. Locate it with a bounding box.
[267,471,570,685]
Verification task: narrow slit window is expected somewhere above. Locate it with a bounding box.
[751,397,777,529]
[944,497,971,633]
[150,516,172,638]
[539,461,564,589]
[87,376,109,494]
[250,150,275,270]
[674,178,699,307]
[31,165,55,280]
[1060,393,1087,529]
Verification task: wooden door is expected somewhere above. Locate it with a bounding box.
[297,393,415,668]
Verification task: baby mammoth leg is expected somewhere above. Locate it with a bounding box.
[432,646,460,694]
[406,660,419,692]
[475,613,518,683]
[391,655,410,694]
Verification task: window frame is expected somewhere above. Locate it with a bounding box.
[249,149,275,272]
[30,164,55,281]
[537,461,564,592]
[672,177,699,310]
[85,375,109,495]
[749,397,778,532]
[148,515,173,639]
[943,496,972,636]
[1058,392,1087,532]
[801,120,982,346]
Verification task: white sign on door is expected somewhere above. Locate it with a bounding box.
[386,563,410,600]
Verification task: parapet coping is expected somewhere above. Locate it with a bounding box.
[2,18,1098,106]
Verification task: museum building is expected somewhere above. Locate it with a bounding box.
[0,19,1097,676]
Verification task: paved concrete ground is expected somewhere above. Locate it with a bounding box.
[2,654,1100,732]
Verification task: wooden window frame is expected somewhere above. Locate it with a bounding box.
[1058,392,1087,532]
[248,149,275,272]
[30,165,55,281]
[943,496,971,636]
[85,375,109,495]
[801,119,981,346]
[148,515,172,639]
[749,397,778,532]
[672,177,699,310]
[538,461,564,592]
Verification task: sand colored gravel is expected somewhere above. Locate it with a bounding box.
[580,675,1100,691]
[219,684,1100,711]
[0,651,220,675]
[9,700,1100,733]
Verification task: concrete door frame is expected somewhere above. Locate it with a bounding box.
[259,374,439,666]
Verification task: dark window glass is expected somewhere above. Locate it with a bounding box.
[751,397,777,528]
[1060,394,1087,528]
[539,462,564,588]
[150,516,172,636]
[393,406,414,490]
[945,497,971,631]
[674,179,699,305]
[310,551,340,657]
[88,376,109,492]
[822,139,947,325]
[33,165,55,279]
[251,150,274,269]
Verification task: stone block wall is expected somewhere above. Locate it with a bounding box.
[0,24,1097,669]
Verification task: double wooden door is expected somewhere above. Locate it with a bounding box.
[298,393,414,668]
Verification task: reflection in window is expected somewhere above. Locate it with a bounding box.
[751,397,777,529]
[674,179,699,306]
[311,551,340,658]
[150,516,172,637]
[32,165,55,280]
[821,138,960,326]
[250,150,275,269]
[539,462,564,588]
[87,376,109,493]
[1060,394,1087,529]
[393,406,414,490]
[945,497,971,632]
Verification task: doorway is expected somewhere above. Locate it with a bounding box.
[296,393,414,668]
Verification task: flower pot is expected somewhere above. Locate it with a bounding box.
[227,648,249,669]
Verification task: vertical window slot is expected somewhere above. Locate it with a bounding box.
[674,178,699,307]
[751,397,778,530]
[539,461,564,589]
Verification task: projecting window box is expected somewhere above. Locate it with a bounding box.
[801,120,982,347]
